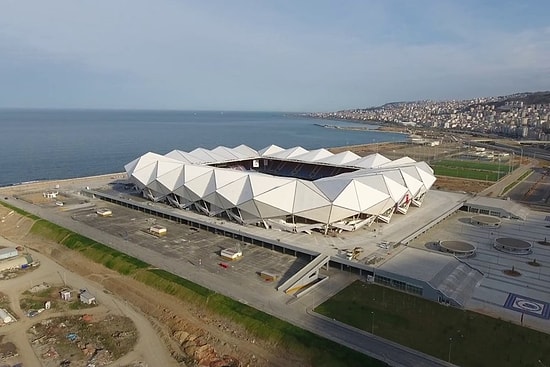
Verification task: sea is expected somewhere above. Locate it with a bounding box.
[0,109,407,187]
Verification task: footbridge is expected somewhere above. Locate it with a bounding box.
[277,253,331,296]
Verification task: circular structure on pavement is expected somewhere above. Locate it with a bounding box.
[514,299,543,312]
[438,240,476,258]
[494,237,532,255]
[471,215,501,227]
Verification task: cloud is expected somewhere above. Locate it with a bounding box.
[0,0,548,110]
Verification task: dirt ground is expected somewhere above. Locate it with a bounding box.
[0,208,309,367]
[0,335,18,360]
[431,176,492,193]
[30,314,137,367]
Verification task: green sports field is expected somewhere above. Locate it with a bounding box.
[431,159,517,181]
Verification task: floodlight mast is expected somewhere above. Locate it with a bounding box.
[448,337,452,363]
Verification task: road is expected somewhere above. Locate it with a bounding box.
[479,160,535,197]
[1,195,455,367]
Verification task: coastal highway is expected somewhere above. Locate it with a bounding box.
[468,140,550,161]
[0,193,455,367]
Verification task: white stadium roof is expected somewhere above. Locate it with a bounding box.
[125,145,436,233]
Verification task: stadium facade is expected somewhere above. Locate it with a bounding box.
[125,145,436,234]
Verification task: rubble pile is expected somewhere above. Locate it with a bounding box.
[28,315,137,367]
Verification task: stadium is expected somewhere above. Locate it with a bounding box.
[124,144,436,234]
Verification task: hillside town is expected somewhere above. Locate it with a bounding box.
[309,91,550,141]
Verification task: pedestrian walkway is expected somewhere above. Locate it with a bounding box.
[480,161,534,198]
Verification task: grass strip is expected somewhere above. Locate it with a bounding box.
[434,160,517,171]
[0,200,40,220]
[501,170,533,196]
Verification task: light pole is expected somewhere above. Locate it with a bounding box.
[371,311,375,334]
[448,337,453,363]
[520,148,523,165]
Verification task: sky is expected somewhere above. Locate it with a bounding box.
[0,0,549,112]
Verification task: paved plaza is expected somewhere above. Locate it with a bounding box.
[408,208,550,332]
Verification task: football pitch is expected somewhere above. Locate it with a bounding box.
[431,159,517,181]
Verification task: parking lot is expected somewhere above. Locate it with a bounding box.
[67,201,315,292]
[508,167,550,204]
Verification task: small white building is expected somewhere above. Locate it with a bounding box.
[220,247,242,261]
[149,225,167,237]
[96,208,112,217]
[43,191,58,199]
[0,247,18,261]
[79,290,96,305]
[60,289,72,301]
[0,308,14,323]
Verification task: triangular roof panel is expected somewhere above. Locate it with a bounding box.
[157,166,184,191]
[380,156,416,168]
[332,182,361,211]
[232,144,259,158]
[319,151,361,165]
[183,165,214,182]
[185,171,216,197]
[349,153,392,169]
[238,199,261,218]
[269,146,308,159]
[328,205,360,223]
[295,205,331,223]
[203,192,234,210]
[211,146,244,160]
[216,176,250,205]
[254,200,291,218]
[213,169,248,189]
[314,177,352,201]
[165,150,198,164]
[132,161,158,185]
[293,148,333,162]
[248,175,293,196]
[254,182,296,214]
[188,148,227,163]
[156,160,183,177]
[259,144,285,156]
[365,197,395,215]
[293,181,330,212]
[352,180,391,211]
[173,185,200,203]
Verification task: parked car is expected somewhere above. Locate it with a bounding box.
[28,310,38,317]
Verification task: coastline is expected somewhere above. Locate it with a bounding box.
[313,122,410,135]
[0,172,126,193]
[0,141,413,191]
[1,110,410,187]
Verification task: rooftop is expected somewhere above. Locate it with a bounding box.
[377,246,457,283]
